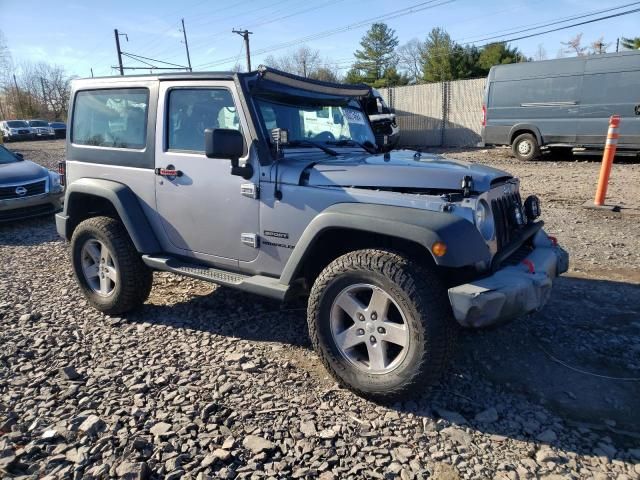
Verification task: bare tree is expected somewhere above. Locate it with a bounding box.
[263,45,340,81]
[561,33,587,56]
[533,44,547,61]
[589,36,610,54]
[396,38,425,83]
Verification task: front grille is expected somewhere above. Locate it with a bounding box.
[491,192,523,250]
[0,180,47,200]
[0,203,56,222]
[18,129,30,134]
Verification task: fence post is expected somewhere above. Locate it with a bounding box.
[440,81,450,147]
[594,115,620,206]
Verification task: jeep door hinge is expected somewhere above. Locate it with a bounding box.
[241,233,259,248]
[241,183,259,199]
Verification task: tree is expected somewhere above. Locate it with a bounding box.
[397,39,425,84]
[309,67,340,83]
[534,44,547,61]
[562,33,587,56]
[451,44,482,79]
[621,36,640,50]
[421,27,455,82]
[264,45,324,78]
[344,67,366,84]
[477,43,522,71]
[353,23,399,84]
[590,37,610,55]
[371,67,409,88]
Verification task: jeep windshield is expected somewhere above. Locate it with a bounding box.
[254,96,377,152]
[0,145,20,164]
[28,120,49,127]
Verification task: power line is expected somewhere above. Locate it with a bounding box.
[194,0,453,69]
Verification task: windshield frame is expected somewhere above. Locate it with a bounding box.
[251,93,376,156]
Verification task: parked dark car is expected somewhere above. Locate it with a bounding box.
[49,121,67,139]
[27,119,56,139]
[482,50,640,160]
[0,144,64,222]
[1,120,34,141]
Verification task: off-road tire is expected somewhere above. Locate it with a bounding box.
[71,216,152,315]
[307,249,454,401]
[512,133,541,161]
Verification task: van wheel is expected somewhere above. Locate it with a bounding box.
[71,216,153,315]
[512,133,540,161]
[307,249,453,401]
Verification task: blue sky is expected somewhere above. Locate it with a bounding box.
[2,0,639,78]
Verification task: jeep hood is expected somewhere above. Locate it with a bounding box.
[279,150,512,193]
[0,159,48,184]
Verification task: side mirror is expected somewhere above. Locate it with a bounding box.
[204,128,253,179]
[332,112,342,124]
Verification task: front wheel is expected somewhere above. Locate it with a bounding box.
[512,133,541,161]
[307,249,454,401]
[71,216,153,315]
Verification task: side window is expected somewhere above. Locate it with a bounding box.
[72,88,149,149]
[167,88,240,152]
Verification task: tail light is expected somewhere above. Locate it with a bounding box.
[58,161,66,186]
[482,105,487,127]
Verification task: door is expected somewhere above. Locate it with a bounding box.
[155,81,260,263]
[578,67,640,148]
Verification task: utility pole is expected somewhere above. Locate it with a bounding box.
[181,18,193,72]
[91,68,94,78]
[232,29,253,72]
[616,38,620,53]
[114,29,127,76]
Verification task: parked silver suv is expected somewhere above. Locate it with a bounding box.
[56,67,568,400]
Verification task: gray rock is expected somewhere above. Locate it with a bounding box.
[150,422,172,436]
[440,426,473,448]
[60,366,82,380]
[115,461,150,479]
[78,415,105,436]
[300,421,317,437]
[536,429,557,443]
[474,407,499,423]
[536,448,560,464]
[435,408,467,425]
[0,439,17,471]
[242,435,275,454]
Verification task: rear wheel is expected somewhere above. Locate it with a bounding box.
[71,216,152,315]
[512,133,541,161]
[307,249,454,401]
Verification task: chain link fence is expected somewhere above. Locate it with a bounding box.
[378,77,487,148]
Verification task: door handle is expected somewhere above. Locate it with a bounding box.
[635,104,640,115]
[155,166,183,178]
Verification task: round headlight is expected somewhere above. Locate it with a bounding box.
[475,199,495,241]
[524,195,541,220]
[49,171,62,191]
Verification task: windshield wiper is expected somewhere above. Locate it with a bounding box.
[286,139,338,156]
[327,139,378,154]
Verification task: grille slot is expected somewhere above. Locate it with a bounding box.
[491,192,523,251]
[0,180,47,200]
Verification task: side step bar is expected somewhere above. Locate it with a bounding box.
[141,255,289,301]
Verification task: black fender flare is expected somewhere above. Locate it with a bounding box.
[509,124,543,146]
[279,203,491,285]
[56,178,161,253]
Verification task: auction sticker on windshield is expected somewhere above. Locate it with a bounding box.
[344,108,366,125]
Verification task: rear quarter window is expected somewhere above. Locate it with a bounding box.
[72,88,149,149]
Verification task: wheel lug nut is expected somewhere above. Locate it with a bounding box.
[370,312,377,320]
[369,335,376,344]
[357,313,365,321]
[377,327,386,334]
[357,328,364,336]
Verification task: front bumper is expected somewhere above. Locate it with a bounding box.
[0,191,64,222]
[448,229,569,328]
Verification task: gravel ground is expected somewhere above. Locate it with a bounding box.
[1,140,639,479]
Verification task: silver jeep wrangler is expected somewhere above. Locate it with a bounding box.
[56,67,568,400]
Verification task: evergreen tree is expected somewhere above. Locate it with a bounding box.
[421,28,455,82]
[353,23,399,84]
[344,67,366,84]
[621,36,640,50]
[477,43,522,72]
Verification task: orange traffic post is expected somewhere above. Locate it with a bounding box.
[594,115,620,206]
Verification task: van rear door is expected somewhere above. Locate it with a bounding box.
[578,53,640,148]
